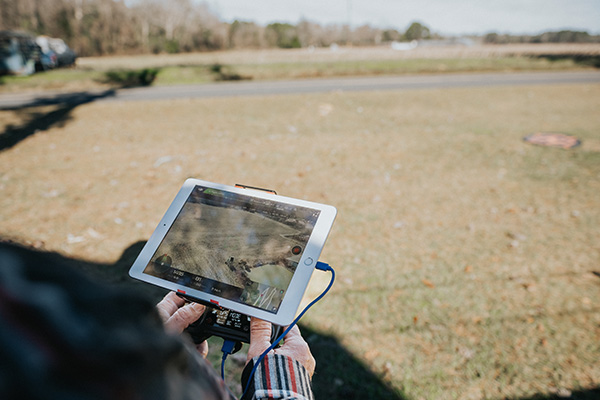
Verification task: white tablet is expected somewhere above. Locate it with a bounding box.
[129,178,337,326]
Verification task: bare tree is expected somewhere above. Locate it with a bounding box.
[229,20,266,49]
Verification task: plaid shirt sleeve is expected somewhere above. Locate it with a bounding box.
[241,354,314,400]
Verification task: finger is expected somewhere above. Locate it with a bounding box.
[276,325,316,377]
[195,340,209,358]
[281,324,303,346]
[278,324,306,354]
[164,302,206,334]
[246,318,274,362]
[156,292,185,323]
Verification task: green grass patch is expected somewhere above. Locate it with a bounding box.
[0,68,105,92]
[154,65,214,85]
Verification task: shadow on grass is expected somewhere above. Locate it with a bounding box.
[102,68,161,87]
[532,53,600,68]
[210,63,252,81]
[2,238,598,400]
[519,388,600,400]
[299,324,405,399]
[1,238,405,399]
[4,239,165,300]
[0,89,116,152]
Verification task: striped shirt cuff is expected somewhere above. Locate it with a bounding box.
[242,354,314,400]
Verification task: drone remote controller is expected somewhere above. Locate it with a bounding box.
[184,306,283,354]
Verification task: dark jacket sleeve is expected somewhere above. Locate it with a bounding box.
[0,243,235,400]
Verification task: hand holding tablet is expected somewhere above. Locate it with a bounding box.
[129,179,336,326]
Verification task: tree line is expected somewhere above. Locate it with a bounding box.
[1,0,598,57]
[484,30,600,44]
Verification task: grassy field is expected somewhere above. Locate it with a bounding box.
[1,49,599,399]
[1,43,600,93]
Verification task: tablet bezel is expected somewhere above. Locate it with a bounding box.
[129,178,337,326]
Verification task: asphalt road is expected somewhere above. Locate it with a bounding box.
[1,71,599,109]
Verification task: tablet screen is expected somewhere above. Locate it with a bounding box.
[142,185,321,314]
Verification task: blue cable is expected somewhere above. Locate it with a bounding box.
[221,355,226,381]
[220,339,236,380]
[240,261,334,399]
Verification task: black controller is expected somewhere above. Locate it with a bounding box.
[184,306,283,354]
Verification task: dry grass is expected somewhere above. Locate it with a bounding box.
[77,44,600,70]
[1,80,599,399]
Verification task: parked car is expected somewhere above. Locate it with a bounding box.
[0,31,38,76]
[35,36,58,71]
[47,38,77,67]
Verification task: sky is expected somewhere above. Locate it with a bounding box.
[206,0,600,36]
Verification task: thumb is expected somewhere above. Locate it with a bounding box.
[246,318,273,362]
[164,302,205,334]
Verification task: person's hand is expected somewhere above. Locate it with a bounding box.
[156,291,208,357]
[246,318,316,377]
